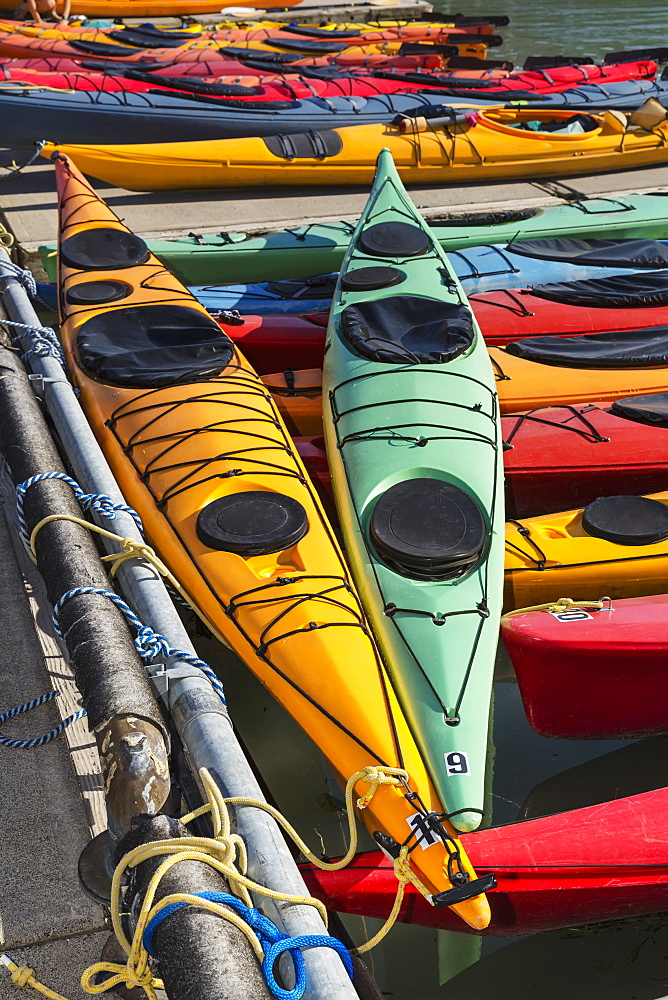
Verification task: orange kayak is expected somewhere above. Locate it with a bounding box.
[53,151,493,929]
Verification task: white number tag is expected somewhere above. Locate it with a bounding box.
[444,751,470,776]
[406,811,441,850]
[548,608,593,622]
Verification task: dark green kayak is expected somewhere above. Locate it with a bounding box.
[38,191,668,284]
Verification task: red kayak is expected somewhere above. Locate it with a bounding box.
[216,270,668,365]
[0,65,479,100]
[502,594,668,739]
[0,32,445,69]
[471,272,668,346]
[392,58,658,93]
[286,392,668,519]
[299,785,668,935]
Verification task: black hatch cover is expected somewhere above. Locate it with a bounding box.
[582,494,668,545]
[371,478,486,579]
[507,238,668,269]
[77,303,233,388]
[505,327,668,369]
[530,271,668,309]
[197,491,308,554]
[341,295,474,364]
[60,227,149,271]
[611,393,668,427]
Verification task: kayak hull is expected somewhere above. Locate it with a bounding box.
[38,195,668,285]
[502,594,668,738]
[299,785,668,935]
[41,108,668,191]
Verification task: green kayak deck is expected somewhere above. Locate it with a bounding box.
[37,192,668,285]
[322,149,505,834]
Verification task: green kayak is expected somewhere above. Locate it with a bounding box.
[37,192,668,285]
[322,149,504,835]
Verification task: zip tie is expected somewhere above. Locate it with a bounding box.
[16,472,143,551]
[0,690,86,750]
[52,587,226,707]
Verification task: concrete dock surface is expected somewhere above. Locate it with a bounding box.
[2,152,668,251]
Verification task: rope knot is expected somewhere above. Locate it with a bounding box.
[393,847,415,886]
[11,966,35,988]
[134,627,171,662]
[355,766,406,810]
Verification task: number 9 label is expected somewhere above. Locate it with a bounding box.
[445,751,470,776]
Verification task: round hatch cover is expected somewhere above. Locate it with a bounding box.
[370,478,486,579]
[197,491,308,555]
[65,279,131,305]
[358,222,430,259]
[60,227,150,271]
[582,494,668,546]
[341,266,404,292]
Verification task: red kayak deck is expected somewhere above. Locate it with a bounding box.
[502,594,668,739]
[289,398,668,519]
[470,286,668,346]
[300,785,668,935]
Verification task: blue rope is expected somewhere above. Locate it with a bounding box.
[15,472,144,550]
[1,317,65,367]
[0,257,37,297]
[0,690,86,749]
[52,587,226,707]
[142,891,353,1000]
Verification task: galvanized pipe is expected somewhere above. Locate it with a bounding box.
[0,250,358,1000]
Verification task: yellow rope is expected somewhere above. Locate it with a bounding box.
[27,512,230,647]
[1,765,435,1000]
[0,223,13,248]
[502,596,606,618]
[0,957,68,1000]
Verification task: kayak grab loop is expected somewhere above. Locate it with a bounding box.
[0,689,85,750]
[51,587,227,707]
[502,595,610,617]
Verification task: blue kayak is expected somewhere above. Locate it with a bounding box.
[35,238,668,315]
[190,238,668,314]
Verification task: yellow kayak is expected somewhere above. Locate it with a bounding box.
[53,150,493,928]
[505,492,668,611]
[42,106,668,191]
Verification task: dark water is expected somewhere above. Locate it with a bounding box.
[432,0,666,69]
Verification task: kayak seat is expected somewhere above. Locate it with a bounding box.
[371,478,486,580]
[341,266,404,292]
[611,393,668,427]
[341,295,474,364]
[66,279,131,305]
[280,25,361,39]
[263,37,349,54]
[60,227,149,271]
[197,490,308,555]
[505,326,668,369]
[266,274,339,299]
[358,221,430,258]
[263,131,343,161]
[582,495,668,546]
[531,272,668,308]
[70,39,144,57]
[506,237,668,268]
[77,303,234,388]
[108,30,188,49]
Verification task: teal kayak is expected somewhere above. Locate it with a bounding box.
[37,192,668,285]
[322,149,504,834]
